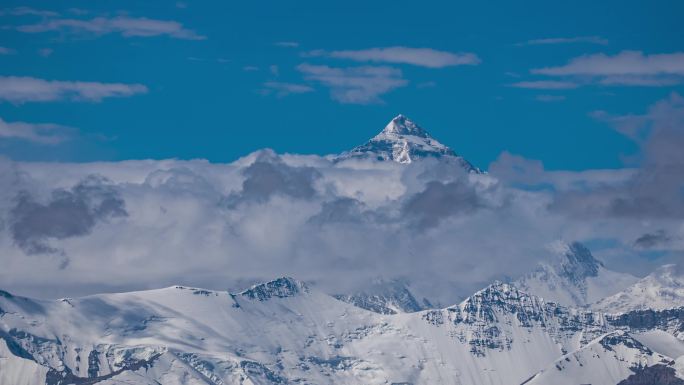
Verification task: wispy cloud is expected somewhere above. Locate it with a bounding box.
[535,94,566,102]
[0,76,148,103]
[16,16,205,40]
[510,80,578,89]
[262,82,314,97]
[0,116,73,144]
[275,41,299,48]
[0,47,16,55]
[297,63,407,104]
[532,50,684,86]
[0,6,59,17]
[310,47,481,68]
[517,36,608,46]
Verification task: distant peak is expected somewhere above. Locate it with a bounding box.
[335,114,479,171]
[381,114,430,138]
[548,241,603,281]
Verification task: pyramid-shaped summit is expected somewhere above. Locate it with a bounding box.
[337,114,478,171]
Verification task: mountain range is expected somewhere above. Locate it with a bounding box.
[1,272,682,385]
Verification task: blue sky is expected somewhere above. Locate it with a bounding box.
[1,0,683,169]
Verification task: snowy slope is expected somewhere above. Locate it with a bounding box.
[1,278,682,385]
[515,241,638,308]
[0,339,49,385]
[633,330,684,359]
[523,331,674,385]
[336,114,479,171]
[594,264,684,313]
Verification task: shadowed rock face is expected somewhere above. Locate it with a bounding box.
[334,279,427,315]
[607,308,684,333]
[617,364,684,385]
[240,277,307,301]
[557,242,601,283]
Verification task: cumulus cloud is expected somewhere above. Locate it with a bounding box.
[0,109,682,301]
[317,47,481,68]
[532,50,684,87]
[297,63,408,104]
[634,230,671,249]
[517,36,608,46]
[0,116,74,144]
[0,150,548,301]
[9,175,127,257]
[550,93,684,219]
[224,150,321,207]
[488,151,547,187]
[16,16,205,40]
[0,76,148,103]
[402,180,485,228]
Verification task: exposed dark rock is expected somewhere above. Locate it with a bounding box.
[240,277,307,301]
[617,364,684,385]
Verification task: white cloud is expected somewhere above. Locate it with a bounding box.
[517,36,608,46]
[17,16,205,40]
[532,50,684,86]
[510,80,578,89]
[0,142,681,301]
[297,63,408,104]
[0,47,16,55]
[262,82,314,97]
[0,76,148,103]
[315,46,481,68]
[1,99,683,301]
[0,116,73,144]
[0,7,59,17]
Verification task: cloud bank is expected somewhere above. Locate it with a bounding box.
[0,95,682,302]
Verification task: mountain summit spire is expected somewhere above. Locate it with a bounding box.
[336,114,479,171]
[382,114,430,138]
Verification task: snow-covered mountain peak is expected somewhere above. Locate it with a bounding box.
[593,264,684,313]
[239,276,308,301]
[336,115,479,170]
[548,241,602,284]
[516,241,638,308]
[524,330,675,385]
[381,114,430,137]
[449,281,550,324]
